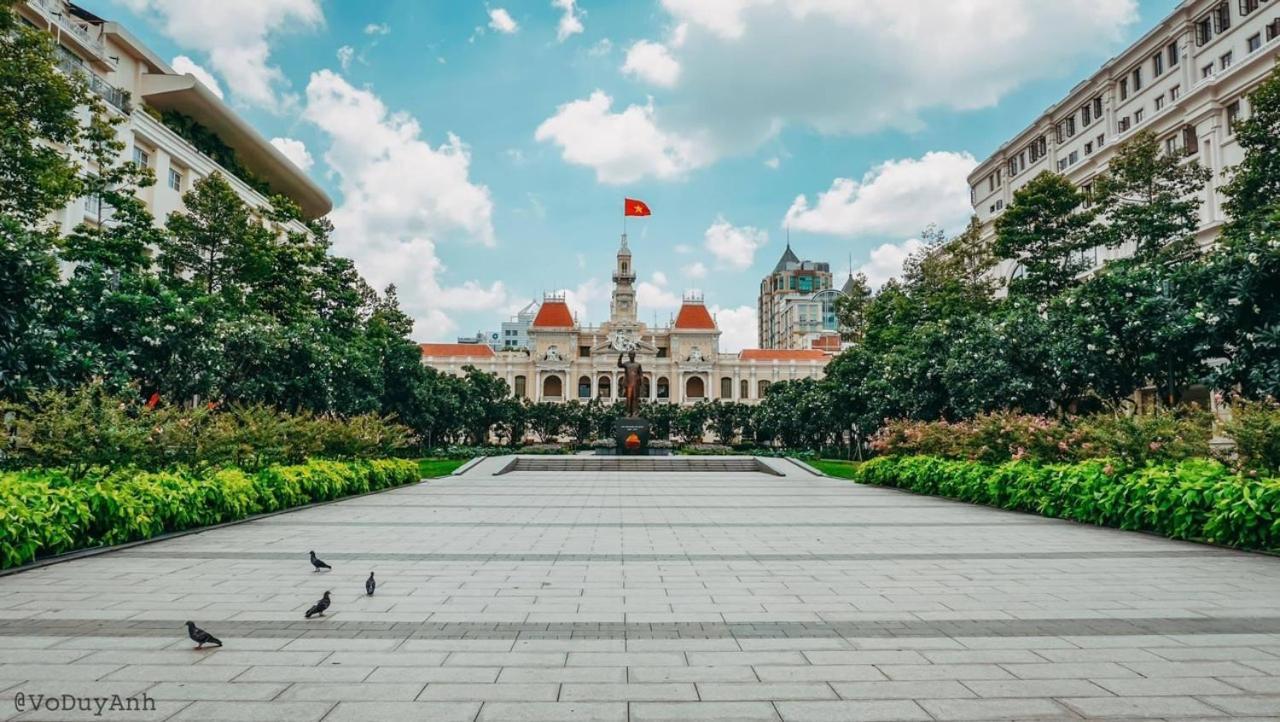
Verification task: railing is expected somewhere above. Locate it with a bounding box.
[56,51,129,113]
[29,0,105,58]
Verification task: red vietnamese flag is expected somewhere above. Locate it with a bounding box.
[624,198,651,217]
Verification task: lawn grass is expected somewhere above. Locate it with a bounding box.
[417,458,467,478]
[810,459,859,479]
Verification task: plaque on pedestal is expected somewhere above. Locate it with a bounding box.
[613,418,651,456]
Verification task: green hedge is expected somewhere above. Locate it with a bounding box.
[852,456,1280,552]
[0,459,419,569]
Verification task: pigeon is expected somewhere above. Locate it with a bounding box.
[305,591,331,618]
[365,572,376,596]
[185,621,222,649]
[309,550,331,572]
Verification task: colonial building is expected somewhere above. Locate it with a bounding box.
[421,236,831,404]
[18,0,331,236]
[757,244,843,350]
[968,0,1280,284]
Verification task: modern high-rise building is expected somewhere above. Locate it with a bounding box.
[757,244,839,350]
[17,0,331,235]
[968,0,1279,285]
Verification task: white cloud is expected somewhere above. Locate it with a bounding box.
[534,90,708,184]
[364,22,390,35]
[763,156,780,170]
[269,137,313,172]
[638,281,682,311]
[674,244,693,254]
[651,271,668,286]
[710,304,757,352]
[336,45,354,71]
[553,0,584,41]
[622,40,681,88]
[784,151,977,238]
[120,0,322,109]
[542,0,1138,172]
[303,70,498,339]
[685,261,708,279]
[554,279,607,323]
[170,55,223,99]
[488,8,519,34]
[704,216,767,270]
[587,38,613,57]
[852,237,928,288]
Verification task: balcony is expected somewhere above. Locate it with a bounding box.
[56,51,129,113]
[27,0,105,60]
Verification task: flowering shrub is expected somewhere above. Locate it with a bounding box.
[853,455,1280,551]
[0,458,419,569]
[869,409,1212,467]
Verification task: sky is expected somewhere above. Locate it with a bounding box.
[96,0,1178,351]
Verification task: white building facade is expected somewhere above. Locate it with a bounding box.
[421,237,832,405]
[19,0,331,233]
[968,0,1280,283]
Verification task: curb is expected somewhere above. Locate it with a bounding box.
[0,461,473,579]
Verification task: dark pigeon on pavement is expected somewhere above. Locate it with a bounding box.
[366,572,376,596]
[309,550,331,572]
[305,590,331,618]
[185,621,222,649]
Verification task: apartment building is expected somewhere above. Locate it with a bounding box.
[17,0,331,235]
[757,244,839,350]
[968,0,1280,284]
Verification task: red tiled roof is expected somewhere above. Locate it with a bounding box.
[419,343,495,358]
[532,300,575,328]
[738,349,828,362]
[674,303,716,330]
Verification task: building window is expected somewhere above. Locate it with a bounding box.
[513,376,526,398]
[167,168,183,191]
[758,380,771,398]
[599,376,612,398]
[1170,85,1181,101]
[1068,150,1079,166]
[1084,141,1094,156]
[1153,51,1164,76]
[640,375,651,399]
[1082,102,1092,126]
[1166,136,1179,156]
[1167,41,1179,66]
[1092,97,1103,120]
[656,347,668,358]
[578,376,591,398]
[1197,16,1213,45]
[132,146,150,168]
[1131,67,1142,92]
[1118,116,1131,132]
[1119,78,1128,100]
[720,377,733,398]
[1066,116,1075,137]
[1155,95,1165,111]
[686,376,705,400]
[1269,18,1280,41]
[740,379,749,399]
[1220,51,1233,71]
[1202,63,1215,80]
[1240,0,1259,15]
[579,345,591,358]
[1183,125,1199,155]
[542,375,562,398]
[1227,100,1241,130]
[656,377,669,399]
[1134,108,1144,123]
[1248,33,1262,52]
[1097,134,1105,148]
[1213,1,1231,33]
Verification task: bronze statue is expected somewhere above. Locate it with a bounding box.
[618,350,643,417]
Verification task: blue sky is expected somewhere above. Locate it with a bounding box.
[99,0,1177,349]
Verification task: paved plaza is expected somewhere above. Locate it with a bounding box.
[1,456,1280,720]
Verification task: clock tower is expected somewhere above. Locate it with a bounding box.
[610,234,637,324]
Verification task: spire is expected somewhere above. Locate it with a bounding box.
[619,232,630,255]
[773,240,800,273]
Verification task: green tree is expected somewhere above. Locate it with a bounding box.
[833,273,872,343]
[1221,65,1280,238]
[159,173,272,298]
[993,172,1093,300]
[1090,130,1211,262]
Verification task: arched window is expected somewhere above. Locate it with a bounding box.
[740,379,749,399]
[598,376,612,398]
[513,375,527,398]
[758,379,771,398]
[686,376,705,399]
[578,375,592,398]
[543,375,563,398]
[657,376,670,399]
[640,375,651,399]
[720,377,733,399]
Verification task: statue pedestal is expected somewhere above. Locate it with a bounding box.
[613,418,651,456]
